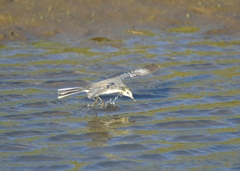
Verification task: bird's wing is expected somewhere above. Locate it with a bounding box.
[119,64,160,80]
[87,82,117,99]
[87,86,104,99]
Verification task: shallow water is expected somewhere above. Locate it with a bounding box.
[1,32,240,171]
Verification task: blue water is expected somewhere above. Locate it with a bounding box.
[0,32,240,171]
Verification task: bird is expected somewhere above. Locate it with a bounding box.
[58,64,159,108]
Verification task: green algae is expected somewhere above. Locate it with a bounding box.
[168,26,199,33]
[189,40,240,47]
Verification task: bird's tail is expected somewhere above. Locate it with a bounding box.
[58,87,84,99]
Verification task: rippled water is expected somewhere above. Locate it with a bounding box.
[1,33,240,171]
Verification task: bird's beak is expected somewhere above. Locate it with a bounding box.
[130,95,136,101]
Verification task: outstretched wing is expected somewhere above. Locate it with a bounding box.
[120,64,160,80]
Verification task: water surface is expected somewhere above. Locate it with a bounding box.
[1,32,240,170]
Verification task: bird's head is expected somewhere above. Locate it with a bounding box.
[120,86,135,101]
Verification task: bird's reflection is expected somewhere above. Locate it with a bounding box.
[88,115,129,128]
[85,109,132,146]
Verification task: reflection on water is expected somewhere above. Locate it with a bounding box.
[0,32,240,170]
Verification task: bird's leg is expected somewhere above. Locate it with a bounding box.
[91,97,105,109]
[91,97,99,107]
[98,97,105,109]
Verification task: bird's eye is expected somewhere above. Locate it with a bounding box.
[127,92,129,94]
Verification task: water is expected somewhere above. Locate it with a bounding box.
[0,32,240,171]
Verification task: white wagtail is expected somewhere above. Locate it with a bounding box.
[58,64,159,107]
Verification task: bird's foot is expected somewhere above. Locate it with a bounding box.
[100,103,106,109]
